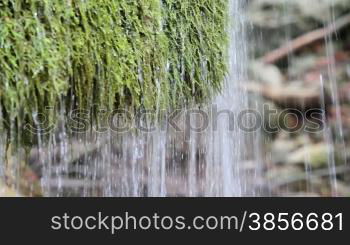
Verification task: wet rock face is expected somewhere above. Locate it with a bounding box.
[0,0,229,142]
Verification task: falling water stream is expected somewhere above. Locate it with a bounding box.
[0,0,348,197]
[38,0,252,197]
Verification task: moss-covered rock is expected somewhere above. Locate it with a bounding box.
[0,0,229,139]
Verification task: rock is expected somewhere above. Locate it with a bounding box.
[267,165,304,181]
[271,140,299,164]
[249,61,285,86]
[29,139,106,176]
[266,165,306,191]
[248,0,350,29]
[4,144,42,196]
[286,143,332,168]
[245,81,330,110]
[247,0,302,29]
[0,182,22,197]
[246,0,350,56]
[281,192,321,197]
[18,165,42,197]
[271,135,311,164]
[295,0,350,22]
[288,55,319,78]
[335,181,350,197]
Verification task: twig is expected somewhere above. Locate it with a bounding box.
[261,13,350,64]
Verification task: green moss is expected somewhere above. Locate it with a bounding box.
[0,0,228,138]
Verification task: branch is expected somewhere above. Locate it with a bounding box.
[261,13,350,64]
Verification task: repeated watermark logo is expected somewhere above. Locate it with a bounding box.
[24,104,325,135]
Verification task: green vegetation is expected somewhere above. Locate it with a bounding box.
[0,0,228,138]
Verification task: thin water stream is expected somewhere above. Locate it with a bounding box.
[29,0,253,197]
[0,0,348,197]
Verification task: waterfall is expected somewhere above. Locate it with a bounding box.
[39,0,250,197]
[0,0,349,197]
[4,1,347,197]
[0,0,252,197]
[203,0,250,196]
